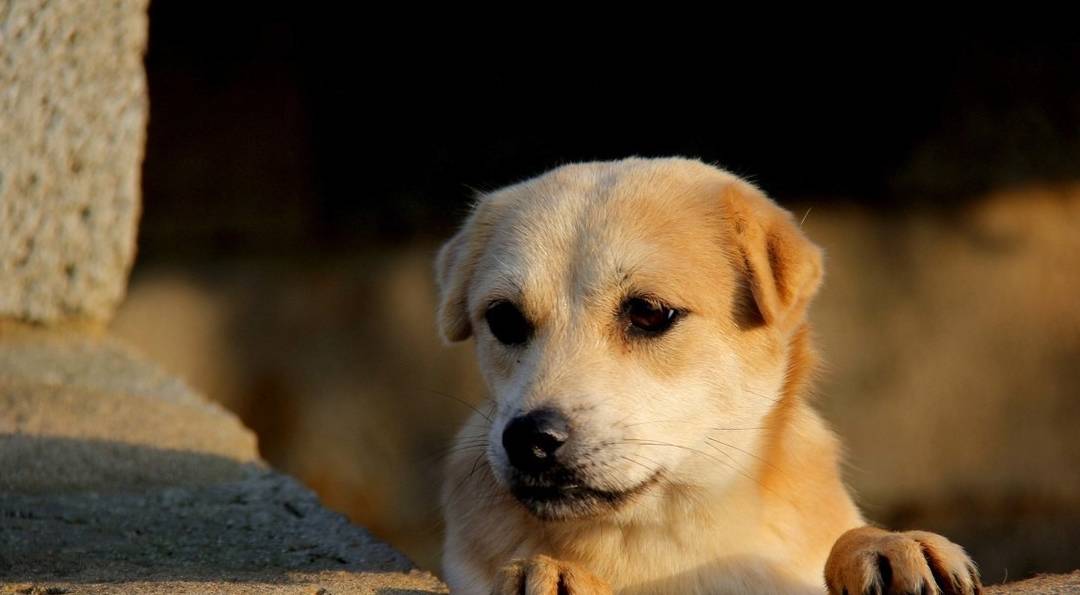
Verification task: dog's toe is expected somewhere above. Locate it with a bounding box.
[825,527,982,595]
[904,531,982,595]
[492,555,611,595]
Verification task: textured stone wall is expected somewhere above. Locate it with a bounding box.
[0,0,148,324]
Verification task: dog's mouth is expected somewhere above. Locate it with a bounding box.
[508,470,664,521]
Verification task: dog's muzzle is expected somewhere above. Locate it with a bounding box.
[498,408,662,520]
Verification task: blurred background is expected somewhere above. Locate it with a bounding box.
[118,5,1079,584]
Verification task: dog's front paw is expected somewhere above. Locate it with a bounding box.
[492,554,612,595]
[825,527,982,595]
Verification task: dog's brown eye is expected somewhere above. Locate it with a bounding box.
[486,301,533,346]
[624,298,679,336]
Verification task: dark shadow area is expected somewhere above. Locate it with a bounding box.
[0,435,417,584]
[140,7,1080,260]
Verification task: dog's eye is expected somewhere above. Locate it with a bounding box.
[485,301,533,346]
[624,298,679,336]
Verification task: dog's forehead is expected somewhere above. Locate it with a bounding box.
[473,159,737,311]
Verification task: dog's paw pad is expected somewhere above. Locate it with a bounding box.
[493,554,611,595]
[825,527,982,595]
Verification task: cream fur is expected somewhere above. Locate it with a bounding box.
[436,158,981,595]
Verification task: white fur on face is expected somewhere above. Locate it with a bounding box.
[466,161,788,518]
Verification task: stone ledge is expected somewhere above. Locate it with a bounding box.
[987,571,1080,594]
[0,327,446,593]
[0,470,446,594]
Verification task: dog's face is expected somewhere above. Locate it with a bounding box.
[437,159,822,521]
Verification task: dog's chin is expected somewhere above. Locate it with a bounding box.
[508,471,663,521]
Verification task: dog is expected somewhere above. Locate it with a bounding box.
[435,158,982,594]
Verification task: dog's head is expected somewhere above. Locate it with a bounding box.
[436,158,823,521]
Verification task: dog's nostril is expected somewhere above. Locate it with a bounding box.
[502,409,569,474]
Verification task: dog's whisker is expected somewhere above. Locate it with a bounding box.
[447,432,491,441]
[617,439,765,490]
[704,436,781,471]
[619,455,654,474]
[421,388,493,422]
[618,438,797,505]
[702,439,746,469]
[422,442,490,463]
[621,417,706,428]
[597,440,666,471]
[625,451,665,470]
[444,440,491,451]
[447,445,489,455]
[440,439,489,448]
[453,439,491,447]
[623,418,767,432]
[742,388,782,403]
[444,449,491,506]
[458,421,493,431]
[699,440,790,494]
[709,427,766,432]
[619,439,741,470]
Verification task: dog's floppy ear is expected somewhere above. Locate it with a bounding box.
[435,197,499,343]
[435,227,472,342]
[724,181,823,333]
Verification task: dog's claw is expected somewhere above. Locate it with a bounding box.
[826,527,982,595]
[492,554,611,595]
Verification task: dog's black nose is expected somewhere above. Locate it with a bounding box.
[502,409,569,474]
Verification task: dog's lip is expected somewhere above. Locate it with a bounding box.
[510,470,664,509]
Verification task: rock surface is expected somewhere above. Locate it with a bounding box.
[0,0,147,324]
[0,327,447,593]
[987,571,1080,594]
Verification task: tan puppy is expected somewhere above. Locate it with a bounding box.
[436,158,981,594]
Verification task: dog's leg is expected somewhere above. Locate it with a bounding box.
[492,554,612,595]
[824,526,982,595]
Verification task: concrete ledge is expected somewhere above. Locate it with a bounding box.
[0,327,446,593]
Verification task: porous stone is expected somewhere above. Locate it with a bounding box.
[0,0,148,324]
